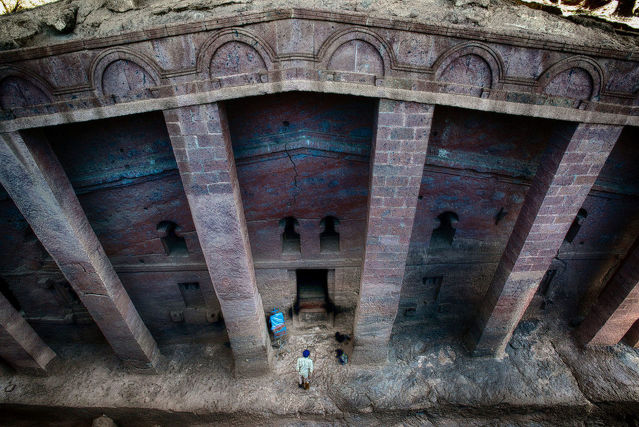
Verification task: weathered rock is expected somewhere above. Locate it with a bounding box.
[453,0,491,9]
[45,4,77,33]
[0,0,637,51]
[92,415,117,427]
[105,0,138,13]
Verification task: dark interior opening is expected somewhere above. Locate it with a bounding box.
[157,221,188,256]
[281,216,301,254]
[565,208,587,244]
[178,282,204,308]
[320,216,340,253]
[295,269,329,314]
[430,211,459,248]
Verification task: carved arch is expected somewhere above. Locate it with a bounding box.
[317,28,394,76]
[0,66,54,110]
[196,28,277,78]
[537,55,605,102]
[432,42,504,97]
[90,48,162,97]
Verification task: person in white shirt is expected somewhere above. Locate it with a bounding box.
[296,349,314,389]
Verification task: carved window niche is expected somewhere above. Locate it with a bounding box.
[157,221,188,257]
[320,216,340,253]
[281,216,301,255]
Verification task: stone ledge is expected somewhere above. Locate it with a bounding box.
[1,79,638,134]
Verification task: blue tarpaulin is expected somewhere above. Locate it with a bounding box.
[270,310,286,338]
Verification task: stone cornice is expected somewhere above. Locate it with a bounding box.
[1,80,638,133]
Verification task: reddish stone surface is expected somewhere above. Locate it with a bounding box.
[438,54,492,97]
[396,108,556,330]
[163,103,272,376]
[0,291,56,374]
[465,123,623,357]
[0,130,160,370]
[2,112,228,344]
[101,59,158,97]
[119,271,222,342]
[426,107,555,178]
[543,68,593,102]
[226,93,374,264]
[46,113,199,259]
[577,239,639,346]
[352,99,434,364]
[209,42,267,77]
[0,77,51,110]
[0,93,635,366]
[328,40,385,75]
[398,112,639,333]
[551,126,639,322]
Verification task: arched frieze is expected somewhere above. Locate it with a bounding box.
[317,28,394,76]
[537,56,604,103]
[0,67,54,110]
[209,41,267,78]
[432,42,504,98]
[196,28,276,79]
[90,48,161,98]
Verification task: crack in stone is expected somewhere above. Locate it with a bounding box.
[284,142,300,209]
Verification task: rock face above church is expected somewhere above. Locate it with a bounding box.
[0,0,638,51]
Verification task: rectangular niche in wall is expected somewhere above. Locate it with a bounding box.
[320,216,340,253]
[178,282,204,308]
[295,269,331,323]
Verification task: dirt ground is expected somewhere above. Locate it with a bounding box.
[2,312,639,426]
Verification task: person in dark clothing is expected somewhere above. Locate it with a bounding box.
[335,331,351,343]
[335,348,348,365]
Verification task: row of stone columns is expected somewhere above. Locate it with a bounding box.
[466,124,623,357]
[0,98,633,375]
[0,130,161,373]
[351,104,626,361]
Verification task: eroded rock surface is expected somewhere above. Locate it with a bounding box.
[0,0,637,52]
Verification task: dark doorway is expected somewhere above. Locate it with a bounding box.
[296,269,329,314]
